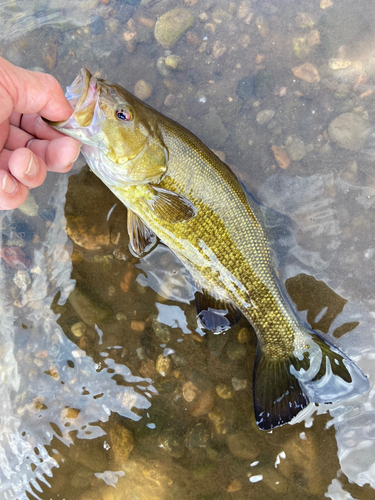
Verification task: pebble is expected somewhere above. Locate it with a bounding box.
[66,215,110,250]
[152,318,171,343]
[212,41,226,59]
[216,383,234,399]
[182,381,199,402]
[320,0,333,9]
[131,320,145,332]
[295,13,315,29]
[133,80,153,101]
[271,145,290,169]
[227,479,242,492]
[71,322,87,338]
[328,112,371,151]
[291,63,320,83]
[293,37,310,59]
[62,407,80,419]
[256,109,275,125]
[164,94,176,107]
[156,354,171,377]
[39,208,56,221]
[14,221,34,241]
[232,377,248,391]
[237,327,251,343]
[0,246,30,270]
[225,341,247,360]
[91,15,105,35]
[227,432,260,460]
[285,136,306,161]
[208,407,226,433]
[13,270,31,290]
[154,8,196,49]
[165,54,184,71]
[18,194,38,216]
[186,30,201,47]
[139,358,156,378]
[156,57,171,77]
[307,30,320,47]
[109,424,134,464]
[237,1,252,19]
[239,35,251,48]
[185,423,210,449]
[190,389,215,416]
[69,286,111,326]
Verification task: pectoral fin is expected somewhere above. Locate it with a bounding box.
[127,209,157,256]
[195,290,242,333]
[143,185,197,224]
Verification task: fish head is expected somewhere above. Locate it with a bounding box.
[46,68,167,185]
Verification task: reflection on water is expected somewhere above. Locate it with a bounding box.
[1,0,375,498]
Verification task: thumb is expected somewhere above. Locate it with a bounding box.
[0,57,73,123]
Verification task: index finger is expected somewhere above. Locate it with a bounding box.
[0,57,73,123]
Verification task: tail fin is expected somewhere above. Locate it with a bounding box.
[253,328,369,430]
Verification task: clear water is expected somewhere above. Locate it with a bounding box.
[1,0,375,498]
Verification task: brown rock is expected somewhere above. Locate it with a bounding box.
[190,389,215,416]
[1,246,30,270]
[292,63,320,83]
[271,145,291,169]
[133,80,153,101]
[109,424,134,464]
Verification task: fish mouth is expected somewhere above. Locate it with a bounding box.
[44,68,98,129]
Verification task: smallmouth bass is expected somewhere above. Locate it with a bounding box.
[46,69,369,429]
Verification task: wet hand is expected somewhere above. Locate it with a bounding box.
[0,57,81,210]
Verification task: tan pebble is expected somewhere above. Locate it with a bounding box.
[237,1,251,19]
[184,0,198,4]
[353,74,367,91]
[216,383,234,399]
[120,269,133,294]
[198,41,207,53]
[360,89,374,99]
[212,40,226,59]
[279,86,287,97]
[232,377,248,391]
[291,63,320,83]
[237,327,250,343]
[271,145,290,169]
[190,389,215,416]
[255,15,269,37]
[156,354,171,376]
[239,35,250,48]
[227,479,242,492]
[71,321,87,338]
[137,17,155,29]
[139,358,156,378]
[165,54,184,71]
[186,30,201,47]
[131,320,145,332]
[34,399,47,411]
[199,12,209,22]
[134,80,153,100]
[307,29,320,47]
[123,31,136,42]
[125,39,137,54]
[255,53,264,64]
[320,0,333,9]
[45,366,59,380]
[164,94,176,107]
[329,58,352,70]
[100,0,110,4]
[109,424,134,464]
[208,408,226,425]
[62,407,80,419]
[204,22,215,34]
[182,381,199,402]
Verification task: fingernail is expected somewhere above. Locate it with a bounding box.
[70,146,81,164]
[24,154,39,177]
[1,173,18,194]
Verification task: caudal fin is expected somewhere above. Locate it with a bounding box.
[253,328,369,430]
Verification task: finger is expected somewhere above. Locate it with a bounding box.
[0,170,29,211]
[0,57,73,122]
[0,120,9,151]
[27,136,81,173]
[8,148,47,188]
[9,111,21,127]
[4,124,34,151]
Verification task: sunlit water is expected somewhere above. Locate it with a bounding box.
[1,0,375,499]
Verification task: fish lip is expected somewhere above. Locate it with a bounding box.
[44,68,97,128]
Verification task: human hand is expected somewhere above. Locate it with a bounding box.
[0,57,81,210]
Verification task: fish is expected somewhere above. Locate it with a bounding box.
[45,68,369,430]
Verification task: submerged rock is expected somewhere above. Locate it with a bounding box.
[154,9,196,49]
[109,424,134,465]
[292,63,320,83]
[328,112,371,151]
[227,432,260,460]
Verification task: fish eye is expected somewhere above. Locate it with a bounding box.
[116,108,132,122]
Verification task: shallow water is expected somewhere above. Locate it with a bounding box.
[1,0,375,499]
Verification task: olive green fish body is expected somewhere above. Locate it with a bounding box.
[47,69,369,429]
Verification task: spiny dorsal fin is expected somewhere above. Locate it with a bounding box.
[195,290,242,334]
[127,209,157,257]
[144,184,197,223]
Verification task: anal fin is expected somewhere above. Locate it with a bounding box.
[195,290,242,334]
[127,209,157,257]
